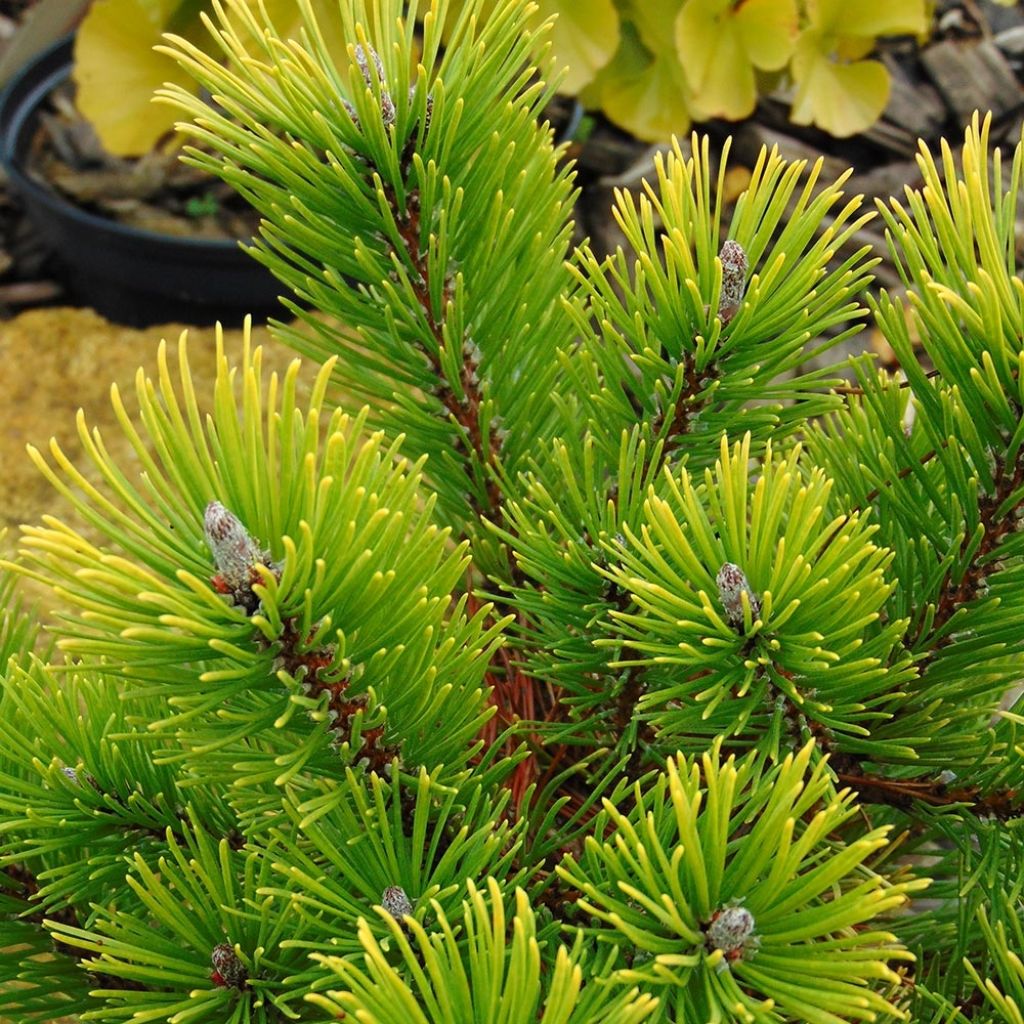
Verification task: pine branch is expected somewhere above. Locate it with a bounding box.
[160,0,579,528]
[831,368,942,397]
[274,616,399,774]
[383,181,503,518]
[835,768,1023,820]
[925,446,1024,649]
[3,865,148,994]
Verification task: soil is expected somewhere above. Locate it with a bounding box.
[28,80,265,242]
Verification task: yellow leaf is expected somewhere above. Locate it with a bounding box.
[736,0,798,70]
[539,0,620,93]
[260,0,350,66]
[790,33,891,137]
[723,164,752,202]
[675,5,756,119]
[835,34,877,61]
[75,0,348,157]
[74,0,198,156]
[805,0,927,37]
[629,0,688,55]
[584,21,691,141]
[674,0,797,119]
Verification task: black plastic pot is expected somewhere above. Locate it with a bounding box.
[0,36,281,327]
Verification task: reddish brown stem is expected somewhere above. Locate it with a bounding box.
[925,450,1024,646]
[276,618,397,774]
[391,197,503,516]
[650,356,716,455]
[861,441,948,506]
[836,769,1021,820]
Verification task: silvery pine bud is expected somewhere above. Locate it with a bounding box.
[60,765,100,790]
[707,904,756,956]
[204,501,264,591]
[716,562,761,627]
[381,884,413,921]
[210,943,247,989]
[354,43,386,87]
[717,239,747,325]
[354,43,395,126]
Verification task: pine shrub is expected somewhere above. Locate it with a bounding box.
[1,1,1022,1021]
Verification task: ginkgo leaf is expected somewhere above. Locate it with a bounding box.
[74,0,347,156]
[736,0,799,70]
[805,0,927,36]
[790,31,891,137]
[582,19,691,141]
[629,0,688,55]
[834,33,878,61]
[443,0,618,93]
[675,5,755,119]
[73,0,199,155]
[675,0,797,119]
[539,0,620,93]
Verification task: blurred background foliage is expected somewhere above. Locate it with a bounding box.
[72,0,1011,156]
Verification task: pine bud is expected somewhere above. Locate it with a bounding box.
[707,904,756,957]
[204,502,264,591]
[60,764,100,790]
[354,43,395,126]
[716,562,760,628]
[717,240,747,325]
[354,43,385,87]
[210,943,247,989]
[381,884,413,921]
